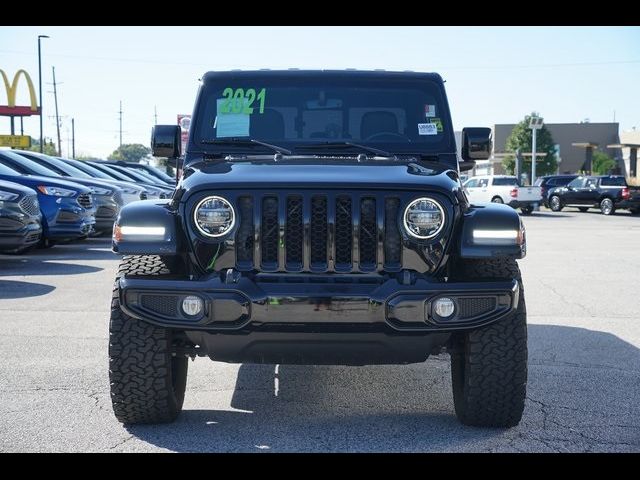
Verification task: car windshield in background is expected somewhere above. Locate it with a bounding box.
[1,151,58,177]
[0,161,19,175]
[195,77,452,155]
[493,177,518,186]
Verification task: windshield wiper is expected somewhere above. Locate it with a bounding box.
[201,138,292,155]
[296,141,395,158]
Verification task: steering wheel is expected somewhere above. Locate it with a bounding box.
[364,132,411,142]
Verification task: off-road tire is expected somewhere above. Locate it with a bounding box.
[109,255,188,424]
[630,208,640,215]
[450,258,527,428]
[491,196,504,204]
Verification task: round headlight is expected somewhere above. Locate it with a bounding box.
[403,197,445,239]
[193,196,235,238]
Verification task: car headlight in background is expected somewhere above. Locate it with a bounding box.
[90,187,113,196]
[193,196,235,238]
[0,190,19,201]
[37,185,76,197]
[403,197,445,239]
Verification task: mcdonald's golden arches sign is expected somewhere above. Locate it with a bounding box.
[0,69,41,116]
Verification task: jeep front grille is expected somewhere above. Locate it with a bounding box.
[234,193,403,273]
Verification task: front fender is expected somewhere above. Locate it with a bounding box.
[112,200,178,255]
[458,203,526,259]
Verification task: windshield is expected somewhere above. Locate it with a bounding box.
[65,159,114,180]
[194,75,452,155]
[0,161,19,176]
[90,163,133,181]
[44,157,93,178]
[2,151,59,177]
[108,165,152,183]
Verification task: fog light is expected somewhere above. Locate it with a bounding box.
[182,296,204,317]
[433,297,455,319]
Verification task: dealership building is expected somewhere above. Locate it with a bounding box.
[462,122,639,179]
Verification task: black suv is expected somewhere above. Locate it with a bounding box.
[109,70,528,427]
[548,175,640,215]
[534,175,578,208]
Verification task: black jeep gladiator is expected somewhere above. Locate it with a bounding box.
[110,70,527,427]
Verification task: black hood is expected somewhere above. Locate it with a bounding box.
[181,160,461,195]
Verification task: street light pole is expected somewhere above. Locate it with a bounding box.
[529,113,544,185]
[38,35,49,153]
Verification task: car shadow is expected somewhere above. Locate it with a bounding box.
[523,212,573,218]
[124,324,640,452]
[0,258,103,276]
[0,279,55,299]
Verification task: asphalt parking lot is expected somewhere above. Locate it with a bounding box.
[1,210,639,452]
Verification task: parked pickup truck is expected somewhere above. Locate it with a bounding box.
[548,175,640,215]
[463,175,542,215]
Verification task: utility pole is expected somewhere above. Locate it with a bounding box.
[71,118,75,159]
[154,105,158,125]
[529,113,544,185]
[52,66,62,156]
[119,100,123,147]
[38,35,50,153]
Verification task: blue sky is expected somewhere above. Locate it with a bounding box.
[1,26,639,158]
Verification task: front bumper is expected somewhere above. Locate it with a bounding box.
[0,214,42,252]
[119,274,519,332]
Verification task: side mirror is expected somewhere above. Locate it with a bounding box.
[151,125,182,162]
[460,127,492,171]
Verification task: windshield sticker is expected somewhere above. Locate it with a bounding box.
[215,98,250,137]
[418,123,438,136]
[425,104,436,118]
[430,117,443,132]
[219,87,266,115]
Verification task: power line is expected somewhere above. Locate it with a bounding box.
[1,48,639,70]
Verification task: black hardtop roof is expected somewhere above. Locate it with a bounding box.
[202,70,444,83]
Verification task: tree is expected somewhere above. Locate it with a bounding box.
[591,151,616,175]
[19,137,58,156]
[502,114,557,178]
[108,143,151,163]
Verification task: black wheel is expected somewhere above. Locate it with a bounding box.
[450,258,527,427]
[600,198,615,215]
[520,206,533,215]
[578,207,589,212]
[109,255,188,424]
[491,196,504,204]
[549,195,562,212]
[630,208,640,215]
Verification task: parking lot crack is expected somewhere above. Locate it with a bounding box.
[109,435,135,450]
[537,279,593,317]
